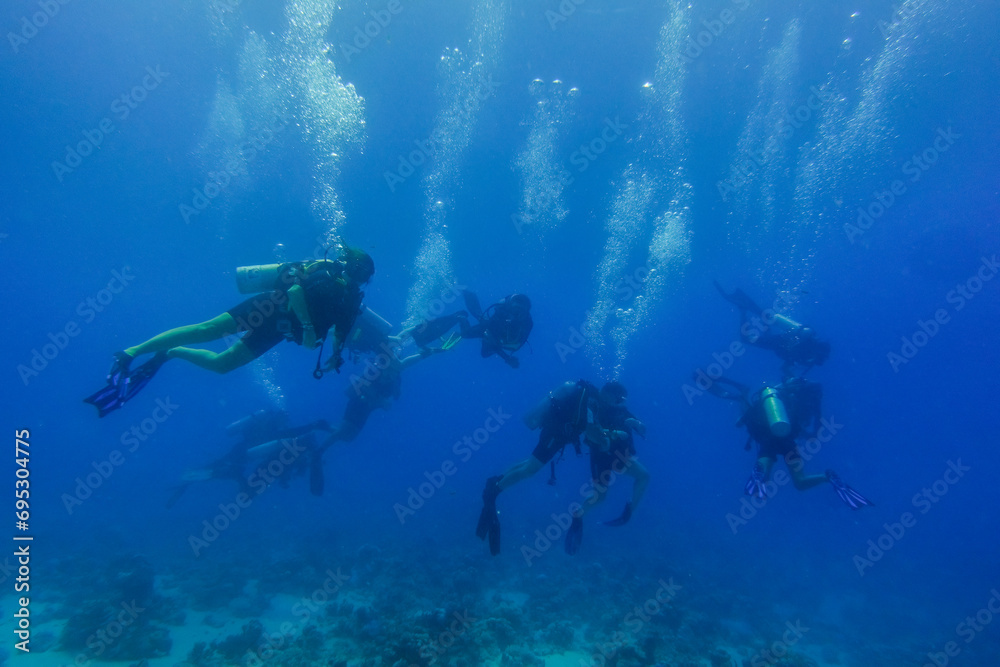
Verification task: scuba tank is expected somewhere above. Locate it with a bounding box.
[771,313,804,332]
[235,263,301,294]
[225,409,287,437]
[759,387,791,437]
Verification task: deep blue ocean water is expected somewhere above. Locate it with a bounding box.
[2,1,998,665]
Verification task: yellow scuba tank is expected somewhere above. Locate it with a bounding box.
[760,387,791,437]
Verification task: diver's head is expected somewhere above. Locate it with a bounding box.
[811,339,831,365]
[508,294,532,311]
[340,246,375,284]
[600,381,628,405]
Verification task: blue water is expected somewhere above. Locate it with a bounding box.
[3,0,999,665]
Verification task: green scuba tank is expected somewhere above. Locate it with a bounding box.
[760,387,791,437]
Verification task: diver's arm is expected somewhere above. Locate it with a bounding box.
[624,417,647,439]
[287,285,318,349]
[399,352,429,368]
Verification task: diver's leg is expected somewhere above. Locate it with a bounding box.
[497,456,544,491]
[757,455,775,481]
[167,339,257,374]
[125,313,239,357]
[785,451,828,490]
[623,458,650,512]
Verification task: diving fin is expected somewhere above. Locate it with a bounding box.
[85,352,168,417]
[309,449,325,496]
[603,501,632,527]
[476,475,502,544]
[487,515,501,555]
[462,290,483,320]
[440,331,463,351]
[826,470,874,510]
[744,462,768,499]
[565,517,583,555]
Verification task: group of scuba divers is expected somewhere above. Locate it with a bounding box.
[85,245,872,557]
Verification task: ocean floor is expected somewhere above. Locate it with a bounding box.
[0,541,934,666]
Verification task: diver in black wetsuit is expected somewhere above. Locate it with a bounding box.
[475,380,603,556]
[404,291,533,368]
[165,409,332,507]
[714,281,830,375]
[705,375,873,509]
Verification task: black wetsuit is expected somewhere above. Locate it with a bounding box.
[590,401,637,479]
[462,297,533,358]
[740,379,822,459]
[715,282,830,368]
[532,381,598,464]
[228,268,363,360]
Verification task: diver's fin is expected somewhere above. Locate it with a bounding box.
[487,515,501,555]
[411,312,467,348]
[309,449,325,496]
[603,501,632,527]
[744,462,768,499]
[84,352,136,417]
[165,483,189,510]
[476,476,502,540]
[84,383,126,418]
[122,352,169,401]
[826,470,874,510]
[564,517,583,555]
[462,290,483,320]
[440,332,462,351]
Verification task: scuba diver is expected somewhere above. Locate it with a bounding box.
[85,246,374,418]
[165,409,333,507]
[714,281,830,375]
[571,381,651,537]
[405,291,533,368]
[476,379,604,556]
[307,306,444,495]
[705,375,873,509]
